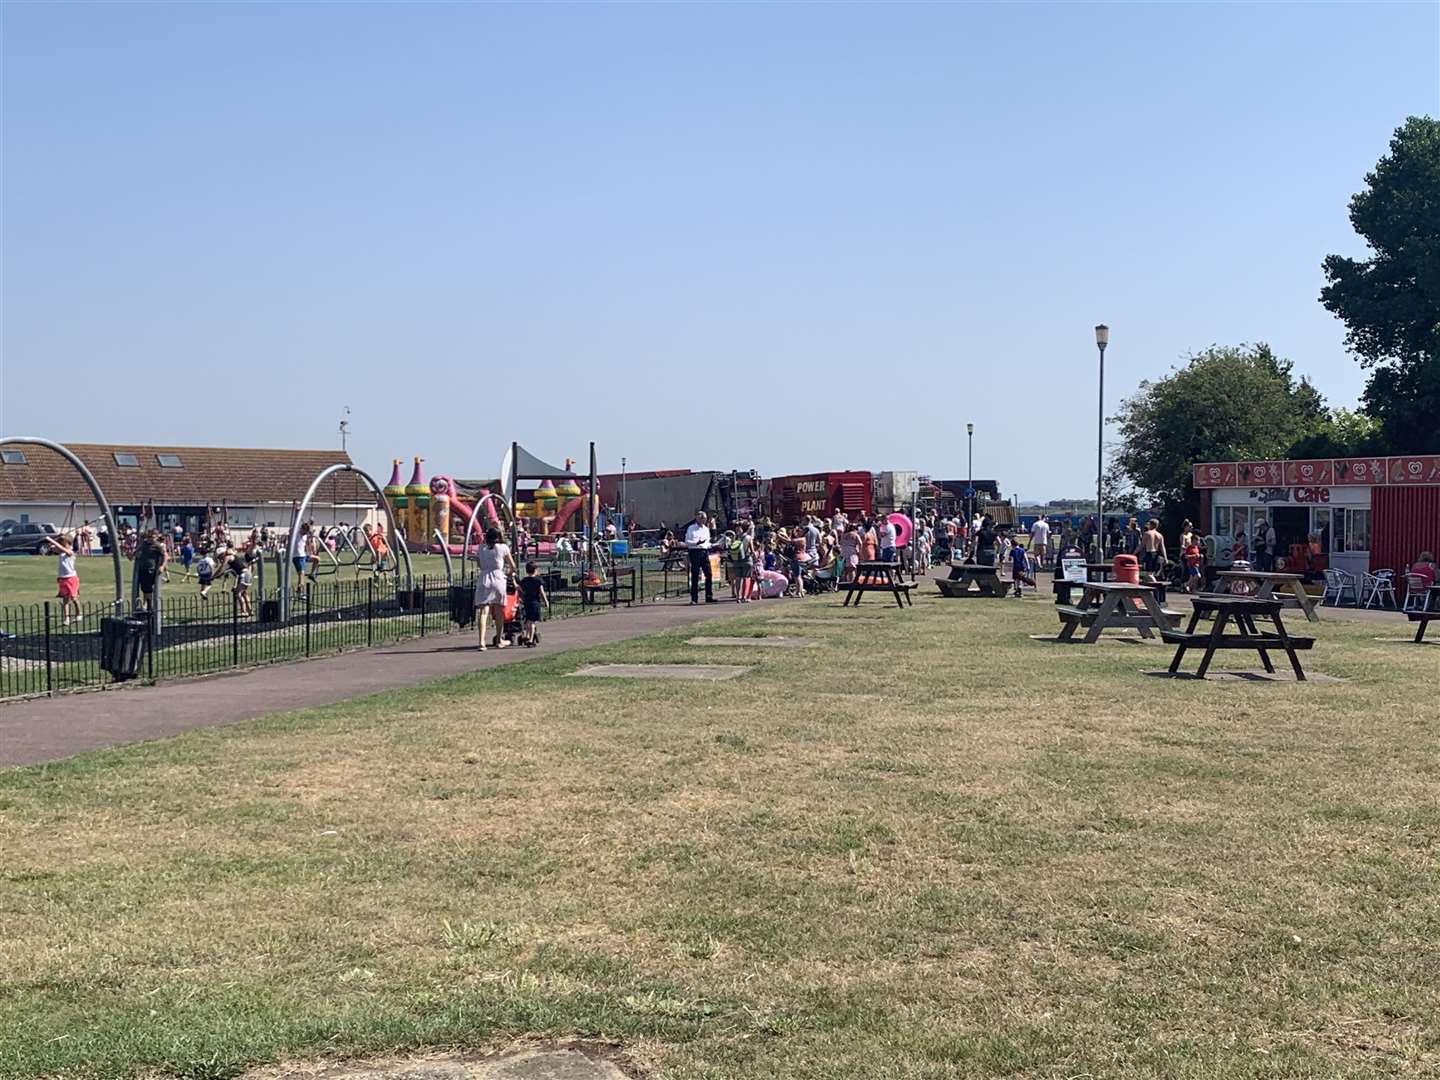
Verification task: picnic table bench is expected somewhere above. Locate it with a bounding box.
[842,561,913,608]
[1054,581,1182,643]
[581,565,636,608]
[1163,595,1314,680]
[937,560,1004,598]
[1210,569,1320,622]
[1407,584,1440,642]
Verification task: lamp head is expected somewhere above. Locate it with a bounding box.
[966,423,974,436]
[1095,324,1110,348]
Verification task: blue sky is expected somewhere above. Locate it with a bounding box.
[3,2,1436,500]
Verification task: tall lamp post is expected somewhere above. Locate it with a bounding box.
[966,422,975,523]
[1094,324,1109,559]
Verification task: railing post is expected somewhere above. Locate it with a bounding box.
[305,587,312,657]
[43,602,53,697]
[232,596,240,667]
[145,607,154,681]
[420,575,427,637]
[367,576,374,646]
[639,557,645,604]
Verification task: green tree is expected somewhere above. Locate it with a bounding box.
[1286,407,1385,459]
[1111,344,1326,531]
[1320,116,1440,451]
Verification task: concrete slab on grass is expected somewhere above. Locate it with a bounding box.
[248,1047,632,1079]
[1142,669,1343,683]
[1029,634,1163,646]
[765,618,863,626]
[686,636,819,649]
[568,663,750,681]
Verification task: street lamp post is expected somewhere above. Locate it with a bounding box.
[621,456,627,519]
[1094,324,1109,560]
[966,422,975,524]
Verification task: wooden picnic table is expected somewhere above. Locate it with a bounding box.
[1163,595,1314,680]
[1408,584,1440,642]
[1212,569,1320,622]
[842,560,913,609]
[1054,581,1181,643]
[938,560,1004,598]
[1054,575,1167,605]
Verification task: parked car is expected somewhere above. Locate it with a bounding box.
[0,522,59,555]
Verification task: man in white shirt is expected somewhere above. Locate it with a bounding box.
[1030,515,1051,570]
[684,510,716,604]
[878,517,898,562]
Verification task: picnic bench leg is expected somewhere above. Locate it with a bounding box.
[1291,581,1320,622]
[1194,610,1229,678]
[1416,615,1430,644]
[890,574,905,609]
[1238,613,1276,673]
[1167,605,1205,672]
[1268,612,1306,681]
[1083,596,1119,644]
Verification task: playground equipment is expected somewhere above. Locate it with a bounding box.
[281,464,413,620]
[0,436,125,612]
[386,443,601,557]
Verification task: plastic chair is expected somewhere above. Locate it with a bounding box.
[1321,568,1357,606]
[1402,573,1429,612]
[1361,570,1397,609]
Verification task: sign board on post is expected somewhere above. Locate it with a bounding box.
[1061,557,1088,583]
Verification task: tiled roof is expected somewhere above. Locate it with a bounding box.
[0,443,372,506]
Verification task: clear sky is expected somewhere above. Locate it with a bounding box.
[3,2,1436,500]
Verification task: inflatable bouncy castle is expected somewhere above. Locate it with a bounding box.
[385,445,599,555]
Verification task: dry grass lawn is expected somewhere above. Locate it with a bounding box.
[1,591,1437,1078]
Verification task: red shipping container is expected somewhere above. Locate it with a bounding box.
[1371,487,1440,574]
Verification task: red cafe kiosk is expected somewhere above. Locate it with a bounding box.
[1193,454,1440,580]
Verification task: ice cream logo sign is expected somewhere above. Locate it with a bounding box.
[1389,456,1440,484]
[1239,462,1281,484]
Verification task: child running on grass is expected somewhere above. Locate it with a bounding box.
[1010,537,1035,597]
[1183,536,1204,594]
[517,561,549,647]
[196,551,216,601]
[44,532,82,625]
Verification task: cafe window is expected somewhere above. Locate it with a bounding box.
[1311,508,1331,551]
[1340,509,1370,553]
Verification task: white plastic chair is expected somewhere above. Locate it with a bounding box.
[1402,573,1429,612]
[1321,568,1357,606]
[1361,570,1397,609]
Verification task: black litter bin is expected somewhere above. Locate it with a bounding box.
[448,585,474,627]
[397,587,426,611]
[258,599,280,623]
[100,615,150,681]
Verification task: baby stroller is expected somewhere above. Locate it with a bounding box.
[804,558,841,593]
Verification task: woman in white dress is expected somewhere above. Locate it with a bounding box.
[474,527,517,650]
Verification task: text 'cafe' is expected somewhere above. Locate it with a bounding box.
[1193,455,1440,580]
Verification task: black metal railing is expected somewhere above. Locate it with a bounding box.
[0,552,710,701]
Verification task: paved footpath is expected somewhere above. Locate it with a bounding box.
[0,598,745,769]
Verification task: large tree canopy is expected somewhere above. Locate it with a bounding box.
[1111,344,1326,530]
[1320,116,1440,451]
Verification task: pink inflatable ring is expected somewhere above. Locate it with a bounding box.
[888,513,913,549]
